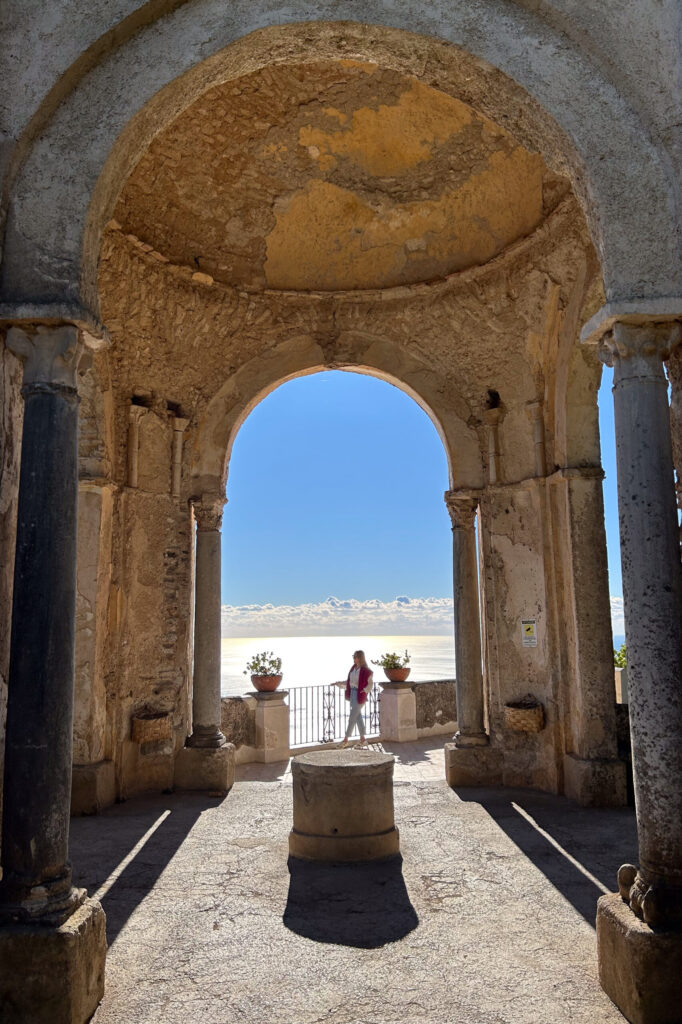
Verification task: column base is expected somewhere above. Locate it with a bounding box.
[444,741,503,787]
[71,760,116,816]
[563,753,627,807]
[174,742,235,793]
[187,725,226,749]
[0,897,106,1024]
[289,826,400,862]
[453,730,489,747]
[597,892,682,1024]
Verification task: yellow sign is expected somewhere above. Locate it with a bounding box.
[522,619,537,647]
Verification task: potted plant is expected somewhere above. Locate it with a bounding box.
[244,651,283,692]
[614,643,628,703]
[372,649,411,682]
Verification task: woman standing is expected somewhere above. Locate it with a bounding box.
[340,650,373,748]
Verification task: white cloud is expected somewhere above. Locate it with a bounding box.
[221,595,454,637]
[221,593,628,639]
[610,595,625,635]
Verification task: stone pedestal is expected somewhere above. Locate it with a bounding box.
[597,893,682,1024]
[254,690,290,763]
[174,742,235,793]
[0,897,106,1024]
[379,682,417,741]
[563,753,627,808]
[71,760,116,816]
[289,749,399,861]
[444,741,503,787]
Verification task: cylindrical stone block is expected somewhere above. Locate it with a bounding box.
[289,749,400,862]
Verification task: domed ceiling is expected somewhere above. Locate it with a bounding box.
[113,60,559,292]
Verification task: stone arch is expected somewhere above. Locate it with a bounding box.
[1,12,679,321]
[190,330,482,497]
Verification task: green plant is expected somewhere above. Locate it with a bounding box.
[244,651,282,676]
[372,649,410,670]
[614,643,627,669]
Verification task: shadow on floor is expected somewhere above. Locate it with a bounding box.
[71,793,224,945]
[283,854,419,948]
[455,786,638,927]
[235,761,291,782]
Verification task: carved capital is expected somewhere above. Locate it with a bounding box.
[444,491,478,530]
[128,404,148,426]
[598,321,682,368]
[5,324,83,390]
[193,494,226,531]
[172,416,189,434]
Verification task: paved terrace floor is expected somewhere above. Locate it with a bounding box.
[71,739,636,1024]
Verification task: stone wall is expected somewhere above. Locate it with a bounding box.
[414,681,458,736]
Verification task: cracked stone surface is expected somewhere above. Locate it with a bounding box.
[71,744,637,1024]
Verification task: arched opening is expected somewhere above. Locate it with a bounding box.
[75,32,619,805]
[218,368,455,699]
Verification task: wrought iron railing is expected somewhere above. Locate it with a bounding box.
[288,683,381,747]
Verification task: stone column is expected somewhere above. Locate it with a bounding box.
[127,403,146,487]
[171,416,189,498]
[0,324,106,1022]
[595,321,682,1024]
[189,494,226,747]
[443,492,502,787]
[445,493,487,745]
[175,493,235,792]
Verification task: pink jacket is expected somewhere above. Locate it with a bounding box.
[345,665,372,705]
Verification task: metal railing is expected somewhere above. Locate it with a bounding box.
[288,683,380,747]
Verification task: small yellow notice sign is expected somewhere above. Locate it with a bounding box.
[522,619,537,647]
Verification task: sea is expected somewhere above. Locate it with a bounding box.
[221,631,627,697]
[221,634,456,697]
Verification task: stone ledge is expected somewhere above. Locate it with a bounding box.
[444,742,503,787]
[563,754,627,808]
[0,897,106,1024]
[597,892,682,1024]
[174,742,235,793]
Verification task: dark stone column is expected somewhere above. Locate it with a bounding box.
[0,325,85,923]
[600,321,682,926]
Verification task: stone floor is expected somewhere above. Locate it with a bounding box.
[71,739,637,1024]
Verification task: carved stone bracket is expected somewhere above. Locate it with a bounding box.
[444,491,478,531]
[193,494,226,532]
[5,324,83,391]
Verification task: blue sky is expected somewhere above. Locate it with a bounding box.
[221,368,623,635]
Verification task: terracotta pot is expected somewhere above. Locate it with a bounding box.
[383,667,411,682]
[251,673,283,693]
